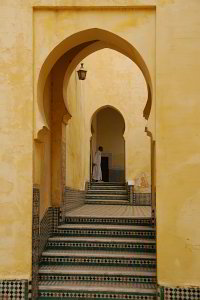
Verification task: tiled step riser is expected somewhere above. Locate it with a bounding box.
[40,257,156,268]
[53,230,156,239]
[38,290,156,300]
[46,242,156,253]
[39,274,156,284]
[64,217,153,226]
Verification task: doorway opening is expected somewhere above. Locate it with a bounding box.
[101,156,109,182]
[91,106,125,183]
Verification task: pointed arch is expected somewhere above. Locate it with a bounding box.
[36,28,153,137]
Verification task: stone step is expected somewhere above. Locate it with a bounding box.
[39,265,156,275]
[85,200,130,205]
[38,281,157,299]
[87,189,127,194]
[90,182,125,186]
[39,265,156,284]
[64,216,153,226]
[48,236,156,243]
[58,224,155,230]
[40,250,156,268]
[54,224,155,239]
[46,236,156,253]
[90,186,127,190]
[86,195,128,200]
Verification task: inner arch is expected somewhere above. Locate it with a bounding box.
[37,28,152,136]
[91,105,126,183]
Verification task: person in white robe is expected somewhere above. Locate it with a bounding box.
[92,146,103,181]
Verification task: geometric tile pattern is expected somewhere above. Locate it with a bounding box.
[51,207,61,233]
[61,187,85,221]
[127,184,134,204]
[39,208,52,257]
[0,280,28,300]
[54,228,156,239]
[46,240,156,253]
[32,187,61,300]
[134,193,152,206]
[32,186,40,299]
[39,291,156,299]
[163,287,200,300]
[39,273,157,284]
[40,255,156,268]
[65,217,152,226]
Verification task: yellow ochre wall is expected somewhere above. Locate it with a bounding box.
[39,73,52,218]
[66,49,150,189]
[156,1,200,287]
[65,72,87,189]
[0,0,200,290]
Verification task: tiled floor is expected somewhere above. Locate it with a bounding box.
[65,204,151,218]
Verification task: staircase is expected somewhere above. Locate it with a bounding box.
[85,182,129,205]
[38,204,157,299]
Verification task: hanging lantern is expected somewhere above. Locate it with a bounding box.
[77,63,87,80]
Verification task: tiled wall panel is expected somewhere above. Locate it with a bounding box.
[61,187,85,221]
[0,280,29,300]
[159,286,200,300]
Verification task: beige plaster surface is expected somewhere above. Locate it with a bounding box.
[0,1,33,279]
[156,0,200,286]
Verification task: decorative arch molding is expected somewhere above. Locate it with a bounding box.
[35,28,153,138]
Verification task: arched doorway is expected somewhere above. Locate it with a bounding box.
[34,28,153,209]
[33,24,154,299]
[91,106,125,183]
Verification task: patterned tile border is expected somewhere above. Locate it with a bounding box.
[38,290,157,299]
[54,227,156,239]
[39,273,157,284]
[32,186,61,299]
[0,280,29,300]
[61,187,85,222]
[32,186,40,299]
[158,286,200,300]
[64,216,153,226]
[46,240,156,253]
[40,255,156,268]
[134,193,152,206]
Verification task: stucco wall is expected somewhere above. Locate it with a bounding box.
[66,72,86,189]
[39,74,51,218]
[156,0,200,287]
